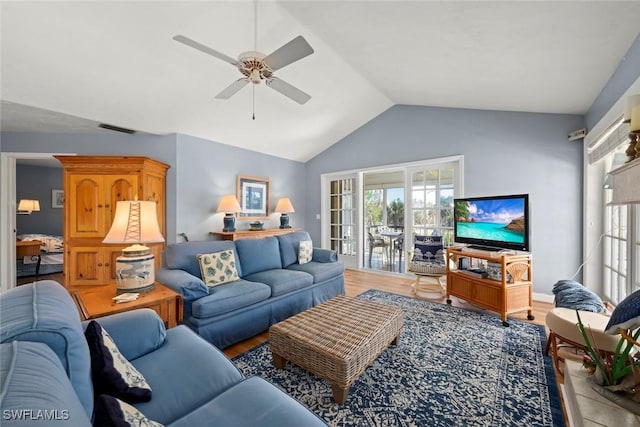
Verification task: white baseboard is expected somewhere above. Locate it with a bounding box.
[533,292,555,303]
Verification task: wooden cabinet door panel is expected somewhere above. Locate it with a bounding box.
[104,175,138,230]
[69,176,104,238]
[68,246,104,286]
[472,283,501,311]
[449,275,473,299]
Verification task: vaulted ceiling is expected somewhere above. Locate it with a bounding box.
[2,1,639,161]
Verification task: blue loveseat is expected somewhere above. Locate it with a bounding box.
[157,231,345,349]
[0,281,328,426]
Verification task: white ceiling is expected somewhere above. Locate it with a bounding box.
[2,1,639,162]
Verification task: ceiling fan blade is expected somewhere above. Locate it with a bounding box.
[173,35,238,66]
[266,77,311,105]
[263,36,314,71]
[215,79,250,99]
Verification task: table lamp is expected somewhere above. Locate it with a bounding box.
[217,195,241,232]
[103,200,164,293]
[17,199,40,215]
[275,198,295,229]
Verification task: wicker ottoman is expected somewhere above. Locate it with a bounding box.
[269,295,403,404]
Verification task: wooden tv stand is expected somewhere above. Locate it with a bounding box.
[445,247,534,326]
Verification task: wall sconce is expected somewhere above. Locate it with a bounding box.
[17,199,40,215]
[217,195,242,232]
[275,198,295,229]
[624,94,640,162]
[103,200,164,293]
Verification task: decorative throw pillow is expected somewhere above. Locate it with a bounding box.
[605,289,640,334]
[197,249,239,287]
[298,240,313,264]
[412,236,444,262]
[94,394,164,427]
[552,280,606,313]
[85,321,152,403]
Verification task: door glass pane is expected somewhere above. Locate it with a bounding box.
[411,166,455,246]
[329,178,356,257]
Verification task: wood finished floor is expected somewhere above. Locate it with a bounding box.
[222,268,553,359]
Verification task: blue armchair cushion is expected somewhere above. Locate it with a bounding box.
[85,321,152,403]
[552,280,605,313]
[0,281,94,418]
[235,236,282,276]
[0,341,92,426]
[298,240,313,264]
[94,394,164,427]
[197,250,239,287]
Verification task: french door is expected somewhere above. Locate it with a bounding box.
[323,174,358,268]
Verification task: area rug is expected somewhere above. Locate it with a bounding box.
[233,289,564,426]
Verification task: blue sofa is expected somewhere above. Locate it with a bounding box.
[0,281,328,426]
[157,231,345,348]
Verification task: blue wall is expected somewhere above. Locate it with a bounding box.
[16,165,63,236]
[586,33,640,129]
[174,134,306,241]
[1,131,306,244]
[305,106,585,295]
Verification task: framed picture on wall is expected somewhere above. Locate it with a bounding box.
[237,175,270,219]
[52,189,64,208]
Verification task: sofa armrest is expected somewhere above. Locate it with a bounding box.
[83,309,166,361]
[312,248,338,263]
[156,268,209,301]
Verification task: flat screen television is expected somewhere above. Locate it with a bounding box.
[453,194,529,252]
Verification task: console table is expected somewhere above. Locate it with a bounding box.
[446,247,534,326]
[210,228,300,241]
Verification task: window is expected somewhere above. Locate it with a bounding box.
[410,167,455,245]
[602,151,640,303]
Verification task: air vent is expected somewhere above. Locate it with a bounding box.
[98,123,136,134]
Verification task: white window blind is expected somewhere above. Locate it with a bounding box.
[588,118,629,164]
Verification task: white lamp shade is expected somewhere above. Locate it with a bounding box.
[103,201,164,244]
[216,195,241,213]
[275,198,295,213]
[631,105,640,132]
[624,94,640,123]
[18,199,40,212]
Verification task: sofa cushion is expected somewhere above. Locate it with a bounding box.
[243,269,313,297]
[0,281,94,418]
[191,280,271,319]
[169,377,328,427]
[276,231,313,268]
[286,261,345,284]
[0,341,92,426]
[129,326,245,425]
[94,394,164,427]
[197,249,239,287]
[298,240,313,264]
[85,321,152,404]
[235,236,282,276]
[162,240,240,278]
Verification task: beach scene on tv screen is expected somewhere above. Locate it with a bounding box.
[456,199,525,244]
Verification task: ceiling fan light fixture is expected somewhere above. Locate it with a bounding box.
[249,68,261,84]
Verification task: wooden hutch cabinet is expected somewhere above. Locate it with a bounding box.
[55,156,169,287]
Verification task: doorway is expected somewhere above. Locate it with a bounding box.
[321,156,463,274]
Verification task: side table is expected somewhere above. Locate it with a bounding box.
[73,282,183,328]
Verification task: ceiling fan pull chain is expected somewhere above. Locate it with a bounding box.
[252,84,256,120]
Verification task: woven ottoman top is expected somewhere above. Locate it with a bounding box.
[270,294,403,363]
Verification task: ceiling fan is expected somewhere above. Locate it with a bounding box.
[173,34,314,105]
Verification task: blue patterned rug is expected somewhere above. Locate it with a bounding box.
[233,289,564,426]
